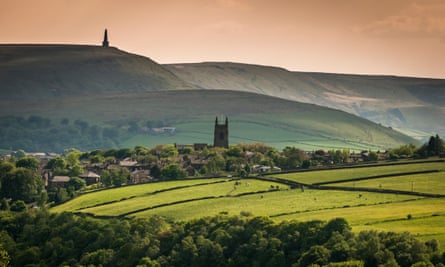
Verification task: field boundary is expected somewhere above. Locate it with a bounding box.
[255,176,445,198]
[73,179,229,211]
[77,188,283,219]
[261,159,445,176]
[314,185,445,198]
[269,198,423,218]
[313,170,441,185]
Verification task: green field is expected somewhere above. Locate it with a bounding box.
[275,198,445,249]
[51,161,445,251]
[61,179,286,217]
[129,189,418,221]
[334,172,445,194]
[51,178,228,213]
[273,161,445,185]
[122,113,393,151]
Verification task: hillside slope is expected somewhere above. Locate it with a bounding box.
[0,44,192,100]
[0,89,416,151]
[0,45,419,151]
[166,62,445,139]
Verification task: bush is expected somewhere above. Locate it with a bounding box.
[240,211,252,217]
[10,200,27,212]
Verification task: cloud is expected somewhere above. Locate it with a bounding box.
[355,2,445,39]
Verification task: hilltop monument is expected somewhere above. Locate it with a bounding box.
[213,116,229,148]
[102,29,109,47]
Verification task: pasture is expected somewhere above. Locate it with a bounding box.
[51,160,445,250]
[334,172,445,194]
[66,179,286,217]
[273,161,445,185]
[121,115,389,151]
[51,178,228,213]
[129,189,418,221]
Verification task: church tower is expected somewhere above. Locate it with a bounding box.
[213,116,229,148]
[102,29,109,47]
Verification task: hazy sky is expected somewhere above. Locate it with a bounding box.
[1,0,445,78]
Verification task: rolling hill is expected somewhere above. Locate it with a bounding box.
[166,62,445,140]
[0,44,192,100]
[0,44,427,152]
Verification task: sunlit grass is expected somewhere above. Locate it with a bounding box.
[77,179,286,217]
[334,171,445,194]
[130,189,417,221]
[274,162,445,184]
[50,178,227,213]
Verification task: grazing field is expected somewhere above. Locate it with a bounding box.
[66,179,286,217]
[129,189,418,221]
[121,115,388,151]
[51,160,445,251]
[51,178,228,213]
[273,161,445,185]
[275,198,445,249]
[334,171,445,194]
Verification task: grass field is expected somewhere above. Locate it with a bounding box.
[121,115,392,151]
[51,160,445,251]
[273,161,445,185]
[129,189,418,221]
[334,172,445,194]
[51,178,228,213]
[67,179,286,217]
[275,198,445,249]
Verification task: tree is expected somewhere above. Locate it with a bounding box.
[427,135,444,156]
[366,151,378,162]
[16,157,40,170]
[302,160,311,169]
[137,257,161,267]
[113,168,130,186]
[80,249,115,266]
[297,245,331,267]
[36,192,48,208]
[55,188,69,203]
[46,157,67,172]
[0,167,43,202]
[160,145,178,159]
[0,198,9,211]
[68,177,86,191]
[66,149,81,167]
[0,161,14,192]
[160,164,186,180]
[0,243,10,267]
[282,146,305,169]
[13,149,26,159]
[150,165,161,179]
[10,200,27,212]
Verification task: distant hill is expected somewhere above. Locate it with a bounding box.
[166,62,445,139]
[0,45,423,152]
[0,44,192,100]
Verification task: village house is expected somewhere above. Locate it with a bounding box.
[130,169,152,184]
[252,165,282,173]
[79,171,101,185]
[48,176,70,188]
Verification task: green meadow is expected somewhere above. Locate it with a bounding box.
[273,161,445,185]
[334,172,445,194]
[129,189,418,221]
[51,160,445,250]
[121,115,391,151]
[51,178,228,213]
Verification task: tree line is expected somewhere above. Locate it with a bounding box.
[1,135,443,208]
[0,210,443,267]
[0,116,123,152]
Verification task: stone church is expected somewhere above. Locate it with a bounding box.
[213,117,229,148]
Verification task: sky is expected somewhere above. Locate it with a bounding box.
[1,0,445,79]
